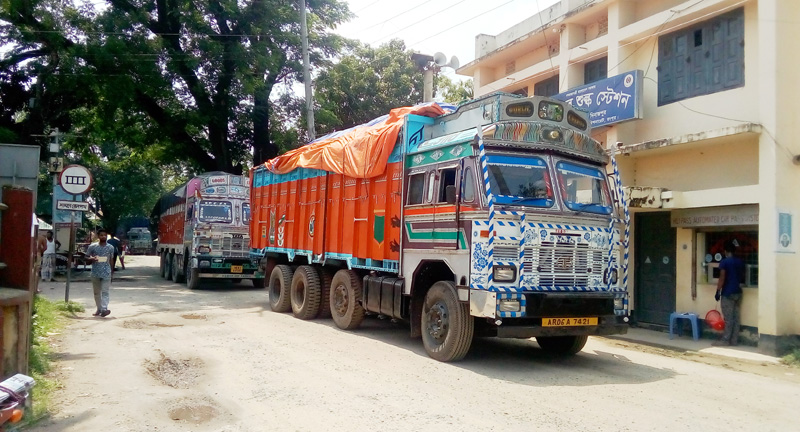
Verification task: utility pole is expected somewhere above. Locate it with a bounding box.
[300,0,315,141]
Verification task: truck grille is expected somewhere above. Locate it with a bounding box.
[493,245,518,262]
[523,242,606,288]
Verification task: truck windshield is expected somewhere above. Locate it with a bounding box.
[555,161,612,215]
[486,155,554,207]
[198,200,233,223]
[242,204,250,224]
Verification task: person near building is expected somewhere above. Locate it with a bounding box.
[86,228,115,317]
[107,235,122,271]
[40,230,61,282]
[119,241,128,270]
[714,241,745,346]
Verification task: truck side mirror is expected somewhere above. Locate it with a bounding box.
[445,185,457,204]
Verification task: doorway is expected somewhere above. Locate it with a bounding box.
[634,212,676,326]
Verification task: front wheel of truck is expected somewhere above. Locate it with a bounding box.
[268,265,293,313]
[186,265,200,290]
[330,269,364,330]
[421,281,474,362]
[536,335,588,355]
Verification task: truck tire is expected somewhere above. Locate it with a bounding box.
[536,335,588,355]
[171,254,185,283]
[421,281,474,362]
[186,266,200,290]
[290,265,322,320]
[330,269,365,330]
[165,253,174,280]
[315,266,333,319]
[160,252,168,279]
[268,265,293,313]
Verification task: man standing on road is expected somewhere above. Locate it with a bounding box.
[41,230,61,282]
[714,241,745,346]
[107,235,122,272]
[86,228,115,317]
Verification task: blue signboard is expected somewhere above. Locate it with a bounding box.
[553,70,643,128]
[53,185,83,225]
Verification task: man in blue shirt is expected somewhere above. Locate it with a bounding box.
[86,228,116,317]
[714,241,745,346]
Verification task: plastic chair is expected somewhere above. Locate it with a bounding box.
[669,312,700,340]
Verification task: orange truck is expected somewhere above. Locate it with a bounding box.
[250,93,630,361]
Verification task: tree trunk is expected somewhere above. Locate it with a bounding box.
[252,84,277,166]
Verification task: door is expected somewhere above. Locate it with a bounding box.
[634,212,676,325]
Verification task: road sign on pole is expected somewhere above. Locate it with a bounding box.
[56,200,90,212]
[59,165,93,195]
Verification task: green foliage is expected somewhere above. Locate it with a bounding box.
[437,76,474,105]
[782,348,800,367]
[25,296,83,425]
[1,0,352,171]
[313,39,424,136]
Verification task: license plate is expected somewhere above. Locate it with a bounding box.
[542,317,598,327]
[230,265,243,273]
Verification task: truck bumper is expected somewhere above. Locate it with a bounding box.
[493,315,629,339]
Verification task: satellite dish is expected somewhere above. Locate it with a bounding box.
[433,52,448,67]
[448,56,460,69]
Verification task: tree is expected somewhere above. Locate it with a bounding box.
[437,75,474,105]
[313,39,426,136]
[0,0,351,172]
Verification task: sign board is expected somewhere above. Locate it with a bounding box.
[777,211,794,253]
[553,70,643,128]
[53,186,83,225]
[59,164,93,195]
[57,200,90,212]
[671,205,758,228]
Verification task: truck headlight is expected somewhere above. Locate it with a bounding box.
[614,298,624,310]
[199,260,211,268]
[499,300,521,312]
[493,265,516,282]
[197,245,211,254]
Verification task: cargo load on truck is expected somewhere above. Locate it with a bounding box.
[155,172,262,289]
[250,94,630,361]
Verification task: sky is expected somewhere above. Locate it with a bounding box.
[335,0,560,80]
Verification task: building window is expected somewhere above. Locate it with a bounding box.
[699,230,758,287]
[534,75,560,97]
[658,7,744,106]
[584,57,607,85]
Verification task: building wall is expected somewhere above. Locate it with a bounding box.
[458,0,800,353]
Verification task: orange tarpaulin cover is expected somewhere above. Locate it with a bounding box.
[264,103,447,178]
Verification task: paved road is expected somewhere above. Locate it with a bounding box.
[32,256,799,432]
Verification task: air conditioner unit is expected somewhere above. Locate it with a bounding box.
[707,262,721,284]
[746,264,758,287]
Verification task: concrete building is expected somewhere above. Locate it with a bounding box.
[457,0,799,355]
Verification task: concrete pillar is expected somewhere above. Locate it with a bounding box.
[757,0,800,354]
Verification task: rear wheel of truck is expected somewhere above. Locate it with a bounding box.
[268,265,293,313]
[330,269,365,330]
[290,265,322,320]
[315,267,333,319]
[160,252,168,278]
[536,335,588,355]
[186,265,200,290]
[421,281,474,362]
[171,254,185,283]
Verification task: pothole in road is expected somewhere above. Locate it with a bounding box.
[180,313,207,320]
[144,352,204,388]
[122,319,182,329]
[167,397,218,424]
